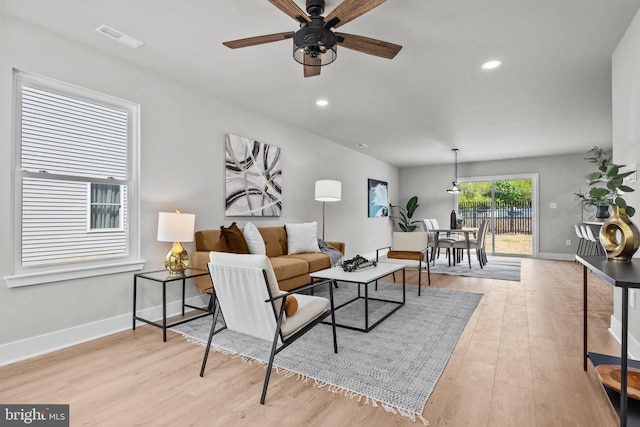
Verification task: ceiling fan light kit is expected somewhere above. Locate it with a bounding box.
[292,17,337,66]
[223,0,402,77]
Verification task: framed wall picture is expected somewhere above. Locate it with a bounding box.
[225,133,282,216]
[368,178,388,217]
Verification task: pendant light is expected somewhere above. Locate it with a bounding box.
[446,148,462,194]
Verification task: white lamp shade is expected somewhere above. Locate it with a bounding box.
[157,212,195,242]
[315,180,342,202]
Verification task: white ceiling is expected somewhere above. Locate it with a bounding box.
[3,0,640,167]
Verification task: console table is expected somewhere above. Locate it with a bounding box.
[577,255,640,427]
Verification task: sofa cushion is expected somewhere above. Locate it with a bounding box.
[286,252,332,272]
[220,222,249,254]
[195,229,224,251]
[258,227,288,257]
[243,222,266,255]
[269,256,309,281]
[285,222,320,254]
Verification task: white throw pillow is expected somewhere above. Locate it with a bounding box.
[243,222,266,255]
[285,222,321,255]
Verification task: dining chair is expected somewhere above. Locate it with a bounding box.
[574,224,586,256]
[423,219,455,265]
[200,252,338,404]
[453,220,489,268]
[584,225,605,256]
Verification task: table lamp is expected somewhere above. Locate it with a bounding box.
[315,180,342,240]
[157,210,196,275]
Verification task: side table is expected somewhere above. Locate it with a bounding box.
[133,268,213,341]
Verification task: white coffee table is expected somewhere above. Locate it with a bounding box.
[310,262,405,333]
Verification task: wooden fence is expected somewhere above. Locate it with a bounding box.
[458,201,532,235]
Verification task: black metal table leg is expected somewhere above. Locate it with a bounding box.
[133,275,138,330]
[583,265,588,371]
[621,288,629,427]
[162,282,167,342]
[364,281,369,331]
[181,278,186,316]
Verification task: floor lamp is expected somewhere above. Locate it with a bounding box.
[315,180,342,240]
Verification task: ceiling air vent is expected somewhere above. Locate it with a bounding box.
[95,25,144,49]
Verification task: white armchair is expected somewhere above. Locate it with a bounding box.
[200,252,338,404]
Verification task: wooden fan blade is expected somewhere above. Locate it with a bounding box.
[268,0,311,23]
[325,0,386,29]
[223,31,294,49]
[336,32,402,59]
[304,56,321,78]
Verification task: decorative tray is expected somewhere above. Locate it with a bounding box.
[595,364,640,400]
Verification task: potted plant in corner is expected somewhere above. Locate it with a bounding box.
[390,196,420,231]
[575,146,636,218]
[575,146,639,261]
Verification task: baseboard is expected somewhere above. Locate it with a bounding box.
[608,314,640,360]
[537,252,575,261]
[0,294,210,367]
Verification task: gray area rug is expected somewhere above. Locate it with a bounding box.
[172,282,483,424]
[426,255,521,282]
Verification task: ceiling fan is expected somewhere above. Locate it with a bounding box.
[223,0,403,78]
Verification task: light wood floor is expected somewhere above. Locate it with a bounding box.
[0,259,622,426]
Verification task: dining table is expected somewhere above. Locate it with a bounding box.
[433,227,479,268]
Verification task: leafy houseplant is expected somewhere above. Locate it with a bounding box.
[575,146,635,217]
[391,196,420,232]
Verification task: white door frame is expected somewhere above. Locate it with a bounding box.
[456,173,539,258]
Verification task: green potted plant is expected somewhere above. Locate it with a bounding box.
[575,146,635,218]
[391,196,420,232]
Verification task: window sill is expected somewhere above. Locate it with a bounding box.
[4,259,146,288]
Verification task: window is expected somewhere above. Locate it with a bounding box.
[5,71,143,287]
[89,183,123,231]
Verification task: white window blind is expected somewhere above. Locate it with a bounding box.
[7,71,143,287]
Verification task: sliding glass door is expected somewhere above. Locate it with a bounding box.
[457,175,536,256]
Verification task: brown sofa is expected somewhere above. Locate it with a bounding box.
[190,226,345,292]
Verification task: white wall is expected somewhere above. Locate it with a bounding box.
[0,14,398,358]
[400,153,594,258]
[611,7,640,356]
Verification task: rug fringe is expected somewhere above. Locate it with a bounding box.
[178,334,429,425]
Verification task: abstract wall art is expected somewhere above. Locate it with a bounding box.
[368,178,388,218]
[225,133,282,216]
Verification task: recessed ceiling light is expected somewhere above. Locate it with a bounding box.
[481,59,502,70]
[96,25,144,49]
[356,143,368,148]
[316,99,329,107]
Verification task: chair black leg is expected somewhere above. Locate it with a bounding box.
[260,303,287,405]
[200,297,220,377]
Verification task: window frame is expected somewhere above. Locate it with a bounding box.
[5,70,144,288]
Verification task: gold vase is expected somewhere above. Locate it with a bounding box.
[599,206,640,261]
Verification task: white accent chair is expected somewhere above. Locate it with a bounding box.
[200,252,338,404]
[376,231,431,295]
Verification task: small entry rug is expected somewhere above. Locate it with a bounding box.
[427,255,521,282]
[172,282,483,424]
